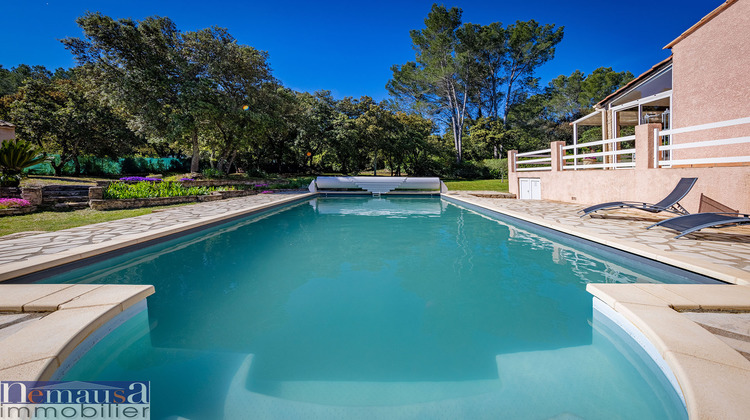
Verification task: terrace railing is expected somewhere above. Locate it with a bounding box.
[654,116,750,168]
[513,136,636,172]
[560,135,636,170]
[515,148,552,172]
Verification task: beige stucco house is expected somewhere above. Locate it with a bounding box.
[510,0,750,212]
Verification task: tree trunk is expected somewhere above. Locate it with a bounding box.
[51,161,64,177]
[190,129,200,173]
[73,156,81,176]
[225,150,237,175]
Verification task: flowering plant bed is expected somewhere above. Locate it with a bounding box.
[90,189,258,210]
[103,181,229,199]
[0,198,36,216]
[118,176,163,182]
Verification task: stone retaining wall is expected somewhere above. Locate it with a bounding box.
[0,206,37,217]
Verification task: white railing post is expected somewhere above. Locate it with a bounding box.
[572,124,578,171]
[653,128,659,168]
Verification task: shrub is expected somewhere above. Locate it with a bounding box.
[0,140,47,181]
[201,168,225,179]
[444,160,490,180]
[245,167,268,178]
[0,198,31,209]
[265,177,314,190]
[0,174,21,187]
[481,158,508,179]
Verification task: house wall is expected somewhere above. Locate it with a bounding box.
[509,124,750,212]
[510,165,749,213]
[670,0,750,161]
[0,126,14,143]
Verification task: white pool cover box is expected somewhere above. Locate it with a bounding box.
[310,176,447,195]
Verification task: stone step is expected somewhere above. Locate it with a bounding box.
[41,189,90,197]
[41,184,91,189]
[49,202,90,211]
[42,196,89,204]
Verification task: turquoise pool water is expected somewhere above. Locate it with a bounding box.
[43,197,701,419]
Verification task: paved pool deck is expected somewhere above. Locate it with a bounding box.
[447,191,750,285]
[1,191,749,418]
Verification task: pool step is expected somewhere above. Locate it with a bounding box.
[223,354,510,419]
[221,347,621,419]
[248,378,504,406]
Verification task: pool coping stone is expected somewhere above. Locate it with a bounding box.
[588,283,750,420]
[0,284,154,381]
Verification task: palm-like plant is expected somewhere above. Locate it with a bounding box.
[0,139,47,186]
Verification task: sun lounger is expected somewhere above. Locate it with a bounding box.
[579,177,697,218]
[646,212,750,239]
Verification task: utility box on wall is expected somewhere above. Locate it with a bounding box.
[519,178,541,200]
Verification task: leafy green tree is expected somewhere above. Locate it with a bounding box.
[501,20,564,126]
[9,75,141,175]
[296,91,336,173]
[327,96,373,175]
[0,64,56,97]
[387,4,470,163]
[388,112,434,176]
[388,5,563,164]
[65,13,278,175]
[455,22,506,120]
[545,67,633,121]
[64,13,204,172]
[256,86,301,174]
[541,67,633,144]
[182,26,276,174]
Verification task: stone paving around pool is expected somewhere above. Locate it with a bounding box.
[449,192,750,285]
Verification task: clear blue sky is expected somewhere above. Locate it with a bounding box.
[2,0,723,101]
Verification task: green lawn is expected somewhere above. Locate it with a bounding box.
[20,175,104,187]
[0,203,193,238]
[443,179,509,192]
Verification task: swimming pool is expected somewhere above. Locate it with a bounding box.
[40,197,710,419]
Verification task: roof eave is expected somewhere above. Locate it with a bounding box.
[664,0,738,49]
[595,56,673,108]
[568,110,602,126]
